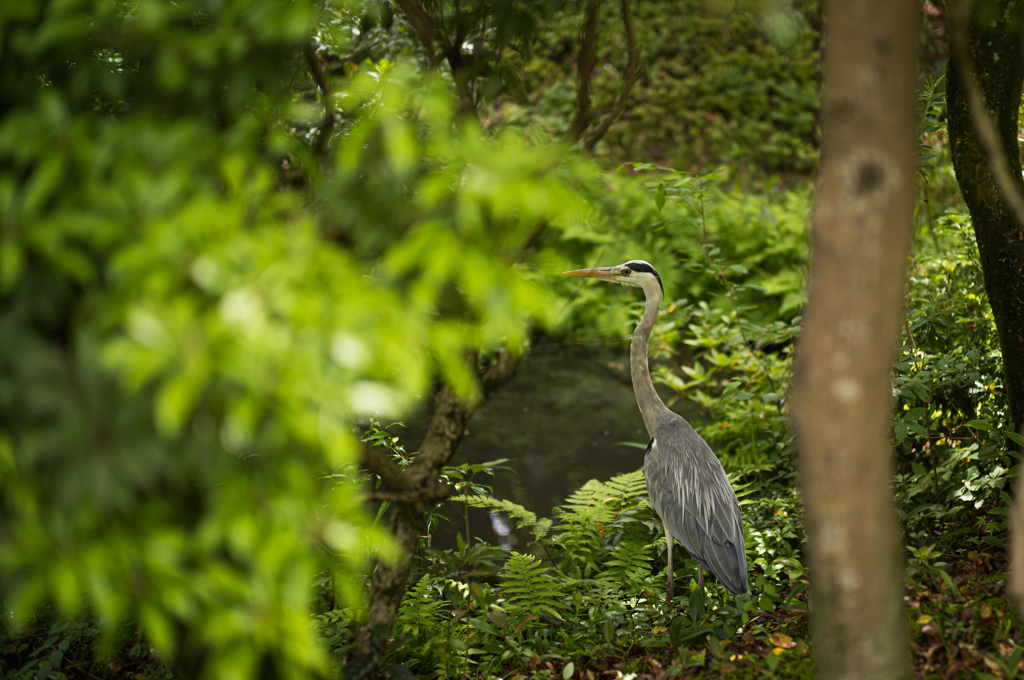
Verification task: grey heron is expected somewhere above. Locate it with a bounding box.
[564,260,748,598]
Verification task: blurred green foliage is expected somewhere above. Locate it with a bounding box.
[0,0,602,676]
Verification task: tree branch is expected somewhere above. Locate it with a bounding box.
[360,445,412,493]
[392,0,438,65]
[479,347,521,399]
[304,42,334,159]
[363,486,451,504]
[566,0,600,143]
[583,0,640,153]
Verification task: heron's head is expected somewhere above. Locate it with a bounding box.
[563,260,663,294]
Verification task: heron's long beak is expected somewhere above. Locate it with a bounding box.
[563,266,619,281]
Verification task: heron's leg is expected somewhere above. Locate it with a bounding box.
[664,524,674,601]
[697,565,705,590]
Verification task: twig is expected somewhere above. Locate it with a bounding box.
[566,0,600,143]
[903,312,918,354]
[583,0,640,152]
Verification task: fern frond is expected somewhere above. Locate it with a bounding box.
[395,574,448,635]
[499,552,573,622]
[603,469,649,503]
[451,495,550,539]
[601,537,654,578]
[557,479,617,524]
[532,518,553,541]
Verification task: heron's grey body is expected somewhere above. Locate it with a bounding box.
[565,260,748,597]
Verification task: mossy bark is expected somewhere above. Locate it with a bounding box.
[791,1,918,678]
[946,1,1024,433]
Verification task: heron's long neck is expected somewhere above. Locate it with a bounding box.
[631,284,669,438]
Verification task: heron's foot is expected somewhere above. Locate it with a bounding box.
[666,574,675,602]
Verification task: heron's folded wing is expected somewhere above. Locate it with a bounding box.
[645,435,748,594]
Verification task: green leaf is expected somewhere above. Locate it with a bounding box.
[966,419,993,431]
[688,586,705,623]
[0,239,24,293]
[655,184,666,212]
[563,661,575,680]
[937,569,960,597]
[902,407,927,422]
[982,535,1005,549]
[894,423,909,443]
[1005,431,1024,447]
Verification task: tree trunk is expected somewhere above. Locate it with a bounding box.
[354,386,472,656]
[791,1,919,679]
[946,1,1024,432]
[946,0,1024,621]
[946,0,1024,432]
[353,351,520,658]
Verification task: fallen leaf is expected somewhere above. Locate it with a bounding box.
[916,614,933,625]
[980,604,992,619]
[984,657,1003,673]
[769,633,796,648]
[921,624,937,636]
[771,647,786,656]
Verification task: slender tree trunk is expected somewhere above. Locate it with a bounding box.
[791,1,919,678]
[354,352,519,658]
[945,0,1024,619]
[354,386,472,656]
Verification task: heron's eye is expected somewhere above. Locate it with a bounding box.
[620,268,631,276]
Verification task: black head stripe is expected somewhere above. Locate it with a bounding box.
[624,261,663,293]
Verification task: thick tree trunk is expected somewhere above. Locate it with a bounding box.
[946,0,1024,621]
[946,1,1024,432]
[791,1,919,679]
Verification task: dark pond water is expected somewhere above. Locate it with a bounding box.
[400,344,701,550]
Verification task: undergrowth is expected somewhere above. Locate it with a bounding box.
[330,124,1020,677]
